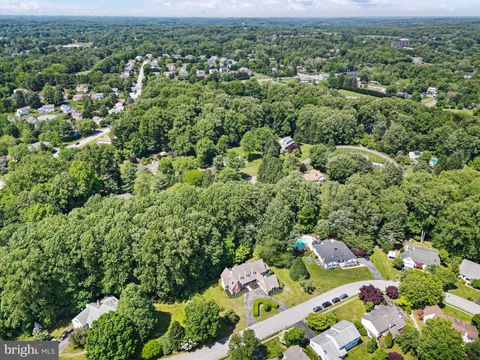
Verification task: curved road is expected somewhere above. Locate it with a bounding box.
[336,145,398,165]
[171,280,398,360]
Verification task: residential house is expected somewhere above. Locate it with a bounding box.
[279,136,297,154]
[303,169,326,184]
[91,93,104,101]
[283,345,310,360]
[209,69,219,75]
[423,305,478,343]
[361,305,406,339]
[111,88,119,96]
[96,135,112,145]
[298,73,325,83]
[38,115,58,122]
[166,63,176,72]
[296,66,305,72]
[312,239,358,270]
[28,141,51,152]
[400,245,440,270]
[408,151,422,164]
[426,87,438,97]
[16,107,30,117]
[178,69,189,76]
[73,94,85,101]
[388,251,397,259]
[220,259,279,296]
[239,67,253,77]
[70,110,83,120]
[38,104,55,115]
[60,104,72,113]
[72,296,118,329]
[396,38,411,48]
[196,70,206,78]
[76,84,90,94]
[459,259,480,283]
[92,116,104,125]
[310,320,361,360]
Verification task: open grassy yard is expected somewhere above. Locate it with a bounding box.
[300,143,314,161]
[330,296,366,323]
[442,304,473,323]
[272,255,373,307]
[346,339,416,360]
[59,344,86,360]
[260,337,286,358]
[339,89,371,98]
[336,147,388,164]
[449,281,480,302]
[371,247,401,280]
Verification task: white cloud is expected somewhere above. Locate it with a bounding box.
[0,0,40,12]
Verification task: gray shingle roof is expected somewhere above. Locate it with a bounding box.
[283,345,310,360]
[362,305,406,337]
[459,259,480,280]
[400,245,440,266]
[310,320,360,359]
[72,296,118,328]
[312,239,356,265]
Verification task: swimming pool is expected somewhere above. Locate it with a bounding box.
[295,236,312,249]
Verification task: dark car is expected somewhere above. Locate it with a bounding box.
[313,305,322,313]
[75,142,80,145]
[322,301,332,308]
[332,297,341,304]
[339,293,348,300]
[365,256,370,261]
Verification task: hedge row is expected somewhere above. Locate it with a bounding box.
[252,298,279,317]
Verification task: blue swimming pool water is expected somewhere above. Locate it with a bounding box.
[295,237,309,249]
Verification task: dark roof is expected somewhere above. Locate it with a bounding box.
[312,239,356,264]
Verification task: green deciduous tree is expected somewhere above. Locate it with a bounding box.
[184,297,221,344]
[289,257,310,281]
[86,312,141,360]
[417,317,466,360]
[227,329,259,360]
[399,270,444,309]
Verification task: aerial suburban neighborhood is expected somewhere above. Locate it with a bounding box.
[0,9,480,360]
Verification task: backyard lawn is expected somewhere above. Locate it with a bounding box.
[272,255,374,307]
[338,89,371,98]
[371,247,400,280]
[336,147,388,164]
[449,281,480,302]
[442,304,473,323]
[330,296,366,323]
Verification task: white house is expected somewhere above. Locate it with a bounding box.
[60,104,72,113]
[310,320,360,360]
[459,259,480,283]
[39,104,55,115]
[361,305,406,339]
[400,245,440,270]
[312,239,358,270]
[72,296,118,328]
[408,151,422,164]
[16,107,30,117]
[426,87,438,97]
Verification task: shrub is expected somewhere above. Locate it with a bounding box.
[289,257,310,281]
[366,301,375,312]
[223,309,240,326]
[359,284,385,305]
[472,279,480,289]
[161,336,174,356]
[367,337,378,353]
[386,286,399,300]
[385,331,393,349]
[253,298,279,317]
[167,320,185,351]
[300,279,315,294]
[416,309,424,321]
[141,339,163,360]
[280,327,306,347]
[305,312,337,333]
[393,257,404,270]
[388,352,404,360]
[472,314,480,331]
[371,348,388,360]
[354,321,367,336]
[69,327,87,349]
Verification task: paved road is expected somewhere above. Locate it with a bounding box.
[170,280,398,360]
[244,288,287,326]
[357,258,384,280]
[67,128,110,149]
[336,145,398,165]
[130,60,148,100]
[445,293,480,315]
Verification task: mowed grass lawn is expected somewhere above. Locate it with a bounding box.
[442,304,474,323]
[155,282,246,335]
[449,281,480,302]
[371,247,401,280]
[336,147,388,164]
[272,255,374,307]
[330,296,366,323]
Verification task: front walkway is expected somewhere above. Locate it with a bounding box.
[244,288,287,326]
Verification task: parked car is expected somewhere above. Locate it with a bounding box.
[339,293,348,300]
[365,255,370,261]
[313,305,322,313]
[322,301,332,308]
[332,297,341,304]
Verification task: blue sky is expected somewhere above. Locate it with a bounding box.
[1,0,479,17]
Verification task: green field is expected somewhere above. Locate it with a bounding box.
[339,89,371,98]
[330,297,366,323]
[449,281,480,302]
[371,247,401,280]
[336,147,388,164]
[442,304,473,323]
[272,255,373,307]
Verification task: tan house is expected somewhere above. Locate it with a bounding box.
[76,84,90,94]
[220,259,279,296]
[303,169,326,184]
[423,305,478,343]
